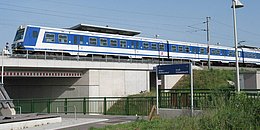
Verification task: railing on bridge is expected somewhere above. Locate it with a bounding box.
[8,53,189,65]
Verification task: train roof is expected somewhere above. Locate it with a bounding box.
[69,24,141,36]
[238,45,259,49]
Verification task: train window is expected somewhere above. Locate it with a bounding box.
[185,46,190,53]
[120,40,126,48]
[14,28,25,41]
[100,38,108,46]
[257,54,260,59]
[217,50,220,55]
[89,37,97,46]
[228,51,234,57]
[143,42,149,49]
[74,36,78,44]
[130,42,135,49]
[111,39,118,47]
[32,31,38,38]
[200,48,205,54]
[248,53,251,58]
[178,46,183,52]
[45,33,55,42]
[58,34,68,43]
[212,49,218,55]
[171,45,177,52]
[192,47,198,54]
[151,43,157,50]
[74,36,84,44]
[159,44,164,51]
[221,50,226,56]
[136,42,140,49]
[252,53,256,58]
[79,36,83,44]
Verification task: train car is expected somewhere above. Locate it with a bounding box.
[11,24,260,66]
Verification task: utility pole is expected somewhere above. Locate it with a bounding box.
[206,17,211,69]
[1,49,4,85]
[188,17,211,69]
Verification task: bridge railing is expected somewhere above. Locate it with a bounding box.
[8,53,189,65]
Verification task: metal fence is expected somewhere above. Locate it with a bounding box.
[159,88,260,109]
[13,89,260,116]
[13,97,156,116]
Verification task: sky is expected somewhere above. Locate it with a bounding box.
[0,0,259,49]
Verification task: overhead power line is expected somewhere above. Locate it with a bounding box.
[0,7,188,35]
[41,0,204,20]
[0,2,192,28]
[211,19,260,37]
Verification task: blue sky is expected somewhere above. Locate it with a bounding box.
[0,0,259,49]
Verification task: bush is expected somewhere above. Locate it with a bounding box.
[199,93,260,129]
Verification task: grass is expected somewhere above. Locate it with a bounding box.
[174,69,235,89]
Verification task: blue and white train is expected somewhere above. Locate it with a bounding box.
[12,24,260,66]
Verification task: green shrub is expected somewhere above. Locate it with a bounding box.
[199,93,260,129]
[174,69,235,89]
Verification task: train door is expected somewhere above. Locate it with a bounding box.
[193,47,199,61]
[238,50,243,63]
[130,40,137,58]
[74,35,84,55]
[25,27,40,46]
[135,41,141,58]
[239,49,245,64]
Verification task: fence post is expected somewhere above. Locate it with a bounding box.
[178,93,181,109]
[125,97,129,115]
[47,99,51,114]
[158,89,161,108]
[31,99,34,113]
[103,97,107,115]
[83,97,86,115]
[64,98,68,114]
[151,97,154,106]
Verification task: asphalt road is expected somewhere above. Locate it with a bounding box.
[23,114,141,130]
[59,115,138,130]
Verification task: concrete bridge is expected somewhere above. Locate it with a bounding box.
[1,55,173,99]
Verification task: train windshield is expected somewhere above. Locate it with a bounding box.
[14,28,25,41]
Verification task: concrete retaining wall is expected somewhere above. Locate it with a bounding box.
[88,69,150,97]
[159,108,202,119]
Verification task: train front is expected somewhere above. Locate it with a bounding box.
[12,25,26,54]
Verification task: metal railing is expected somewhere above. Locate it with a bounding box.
[8,53,188,65]
[13,89,260,116]
[13,97,156,116]
[159,88,260,109]
[56,105,77,120]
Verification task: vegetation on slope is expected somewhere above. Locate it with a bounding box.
[174,69,235,89]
